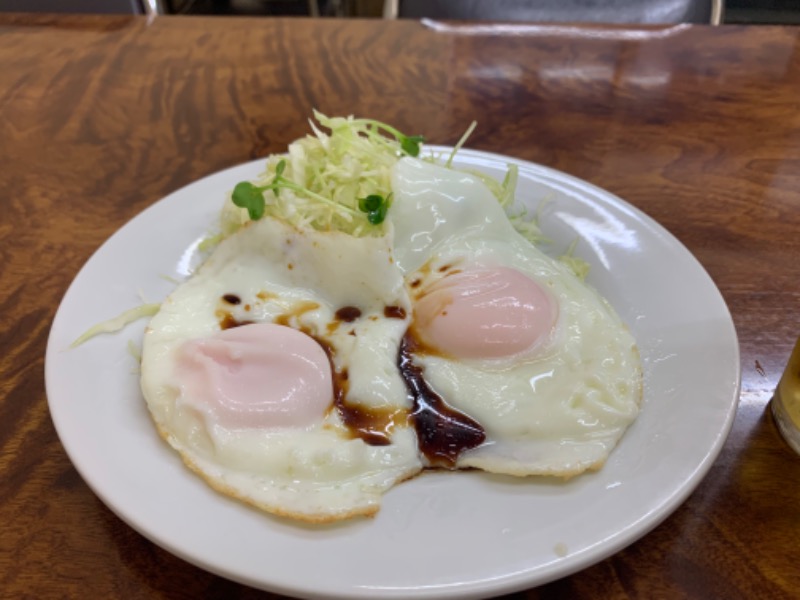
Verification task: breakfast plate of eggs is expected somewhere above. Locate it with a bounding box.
[46,116,740,599]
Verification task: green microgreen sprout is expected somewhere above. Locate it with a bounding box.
[400,135,425,157]
[358,193,391,225]
[352,119,425,157]
[231,181,266,220]
[232,159,360,221]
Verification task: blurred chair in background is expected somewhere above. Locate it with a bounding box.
[383,0,723,25]
[0,0,162,13]
[0,0,323,16]
[186,0,321,16]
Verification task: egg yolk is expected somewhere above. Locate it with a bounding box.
[413,267,556,359]
[174,323,333,428]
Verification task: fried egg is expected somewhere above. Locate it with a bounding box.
[389,158,642,477]
[140,216,421,522]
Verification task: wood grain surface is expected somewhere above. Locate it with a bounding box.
[1,13,799,599]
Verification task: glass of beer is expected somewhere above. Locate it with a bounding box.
[772,338,800,455]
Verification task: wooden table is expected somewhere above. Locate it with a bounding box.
[2,13,798,599]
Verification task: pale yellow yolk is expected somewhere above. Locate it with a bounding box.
[174,323,333,428]
[413,267,557,359]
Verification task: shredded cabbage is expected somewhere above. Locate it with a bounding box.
[127,339,142,362]
[222,111,410,238]
[445,121,477,168]
[463,163,546,247]
[70,303,161,348]
[559,239,591,280]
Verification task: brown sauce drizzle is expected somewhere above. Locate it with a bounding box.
[312,333,404,446]
[397,332,486,467]
[384,305,407,319]
[222,294,241,305]
[334,306,362,322]
[334,371,406,446]
[274,301,321,327]
[216,310,254,330]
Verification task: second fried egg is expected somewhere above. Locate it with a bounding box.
[390,158,642,477]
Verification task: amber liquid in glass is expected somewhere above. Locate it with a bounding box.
[772,339,800,455]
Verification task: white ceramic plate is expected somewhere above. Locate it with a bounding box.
[45,148,740,599]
